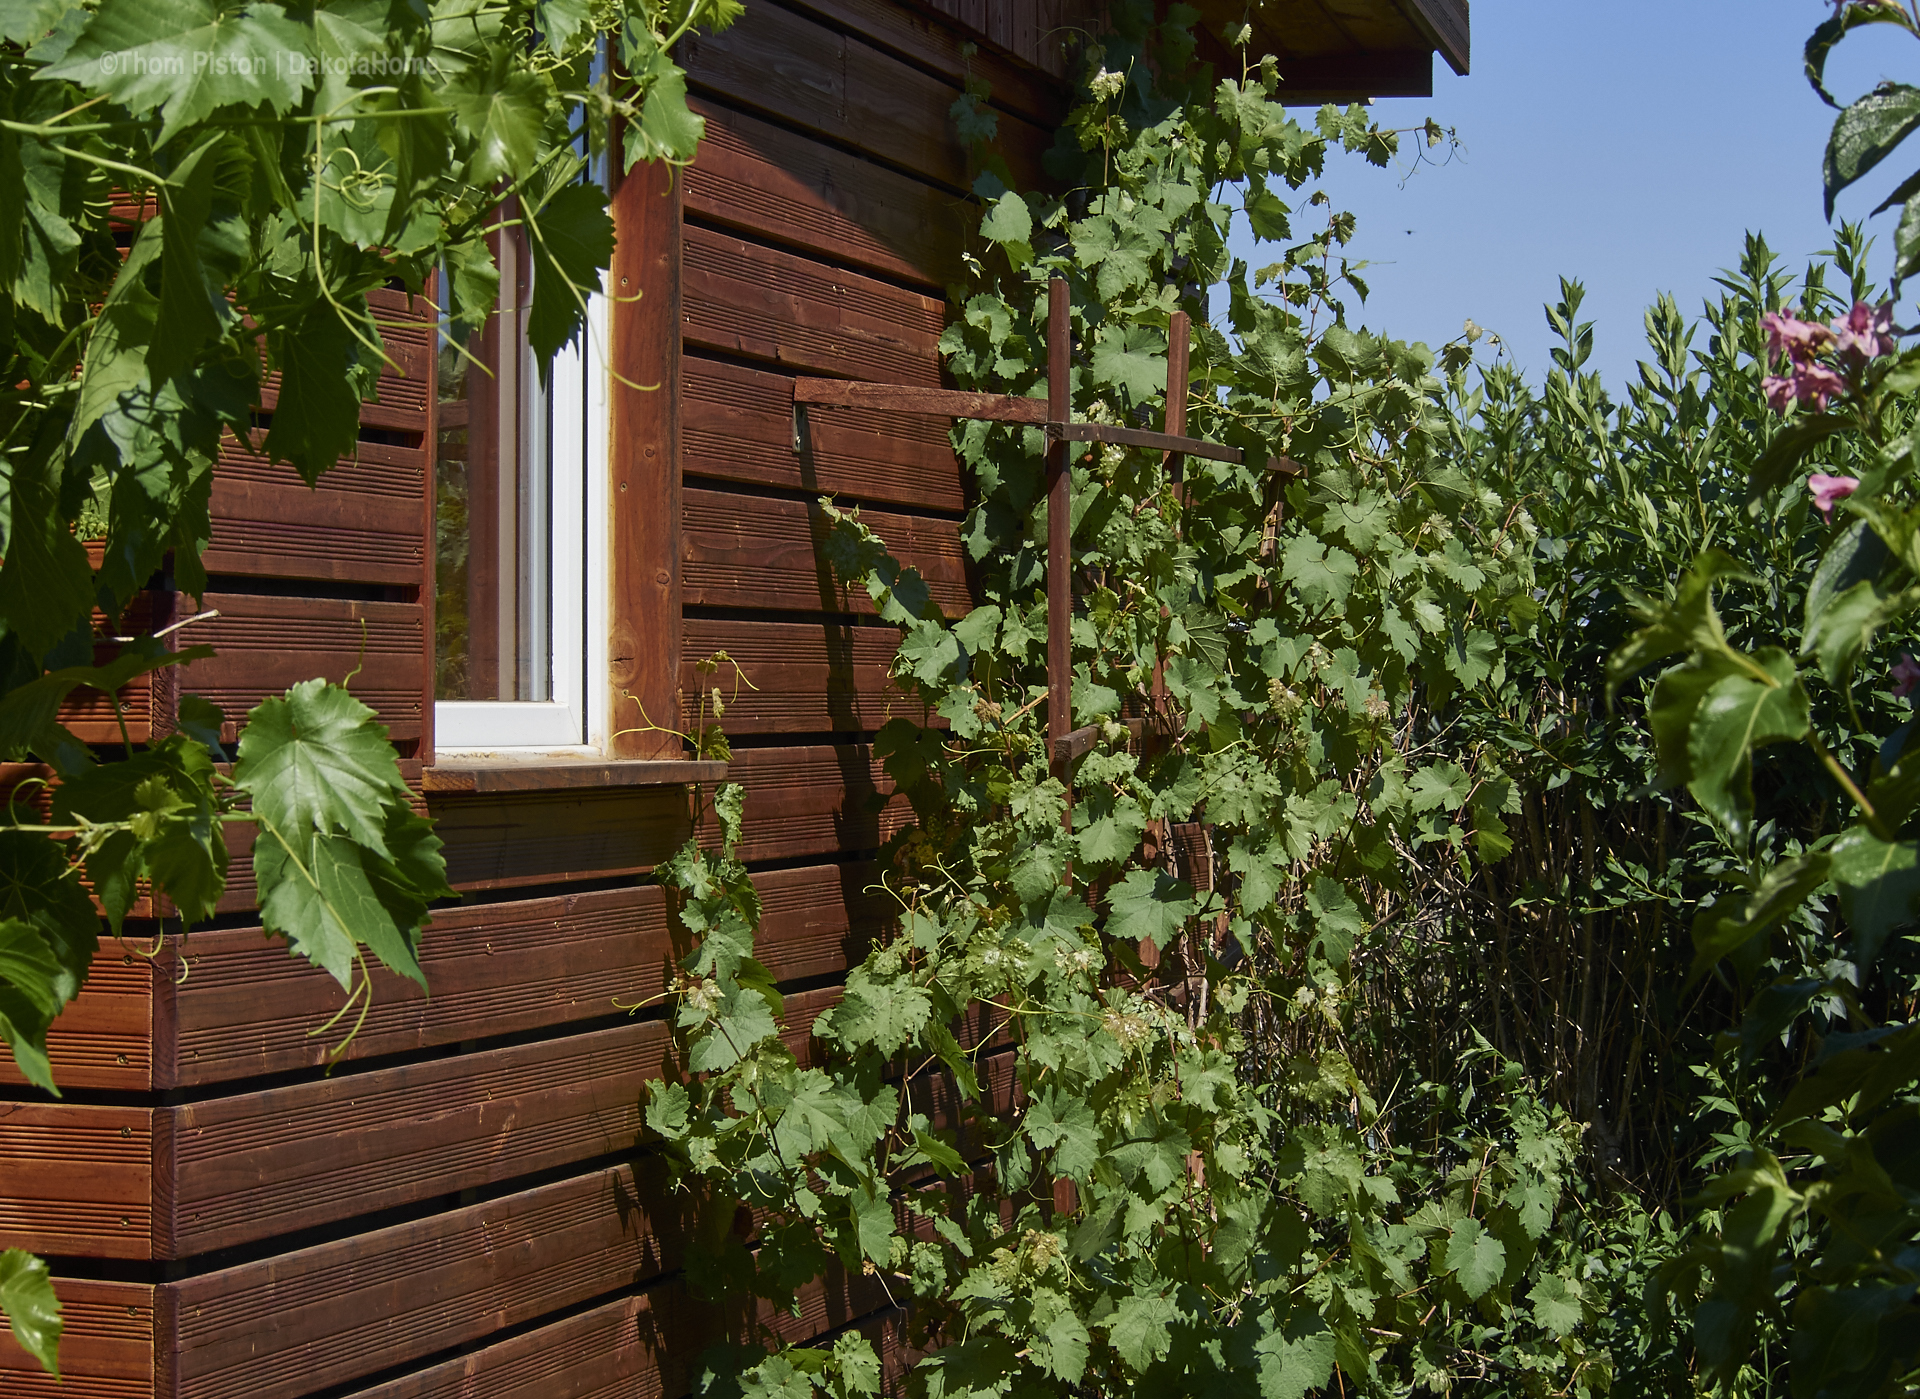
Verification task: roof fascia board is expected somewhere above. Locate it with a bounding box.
[1393,0,1469,74]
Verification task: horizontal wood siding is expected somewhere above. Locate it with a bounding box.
[683,489,970,618]
[8,987,842,1261]
[684,357,964,511]
[687,99,967,286]
[682,617,932,734]
[682,224,945,386]
[0,947,154,1090]
[8,866,882,1094]
[204,435,427,586]
[159,1164,678,1399]
[187,593,426,741]
[730,744,909,863]
[0,3,1074,1395]
[679,0,1050,192]
[0,1102,155,1257]
[0,1280,155,1399]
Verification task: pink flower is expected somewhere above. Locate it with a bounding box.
[1763,310,1834,361]
[1794,361,1848,411]
[1831,300,1897,362]
[1763,374,1797,413]
[1808,472,1860,519]
[1895,652,1920,700]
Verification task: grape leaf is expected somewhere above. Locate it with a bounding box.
[234,679,411,855]
[0,919,64,1091]
[1105,868,1195,950]
[447,58,552,186]
[526,179,614,377]
[1253,1314,1335,1399]
[1832,828,1920,971]
[626,38,706,166]
[262,297,365,480]
[0,831,100,1094]
[42,0,314,145]
[0,1248,60,1377]
[1528,1271,1585,1339]
[1109,1291,1178,1370]
[1444,1217,1506,1300]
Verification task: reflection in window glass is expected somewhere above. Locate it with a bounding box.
[435,218,552,702]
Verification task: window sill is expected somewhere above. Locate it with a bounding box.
[423,754,728,795]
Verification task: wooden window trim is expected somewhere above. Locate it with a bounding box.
[604,156,683,761]
[424,153,684,787]
[421,757,725,795]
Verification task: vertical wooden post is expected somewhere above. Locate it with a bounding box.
[1140,312,1190,966]
[1048,280,1077,1224]
[1148,310,1190,749]
[607,159,683,758]
[1046,278,1070,785]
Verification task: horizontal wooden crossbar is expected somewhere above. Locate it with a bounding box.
[792,377,1047,423]
[790,379,1245,462]
[1049,421,1242,463]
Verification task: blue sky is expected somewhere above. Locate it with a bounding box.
[1247,0,1913,389]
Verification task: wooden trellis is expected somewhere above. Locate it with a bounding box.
[792,277,1247,785]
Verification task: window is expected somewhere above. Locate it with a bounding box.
[433,210,610,752]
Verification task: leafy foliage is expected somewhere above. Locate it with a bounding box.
[641,13,1621,1397]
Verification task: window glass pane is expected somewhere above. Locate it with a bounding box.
[435,217,552,702]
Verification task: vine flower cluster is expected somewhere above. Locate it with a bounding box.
[1762,302,1899,521]
[1761,301,1893,414]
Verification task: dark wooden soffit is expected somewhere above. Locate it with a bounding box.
[1176,0,1468,103]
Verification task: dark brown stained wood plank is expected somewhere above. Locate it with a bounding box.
[340,1278,701,1399]
[1274,46,1432,101]
[186,593,426,741]
[151,869,874,1086]
[0,955,866,1271]
[0,945,154,1090]
[427,784,694,891]
[0,1279,154,1399]
[0,1102,155,1257]
[1317,0,1431,54]
[725,744,912,863]
[684,357,964,512]
[608,152,685,759]
[155,1021,668,1257]
[1170,819,1212,891]
[756,861,890,981]
[682,225,945,386]
[681,616,932,735]
[682,489,971,618]
[342,1267,893,1399]
[678,0,1051,192]
[686,98,965,287]
[162,1162,685,1399]
[205,433,427,585]
[778,0,1069,126]
[164,889,672,1085]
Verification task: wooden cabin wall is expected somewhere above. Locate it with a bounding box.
[0,2,1069,1397]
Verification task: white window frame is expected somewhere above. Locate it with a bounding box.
[434,280,610,757]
